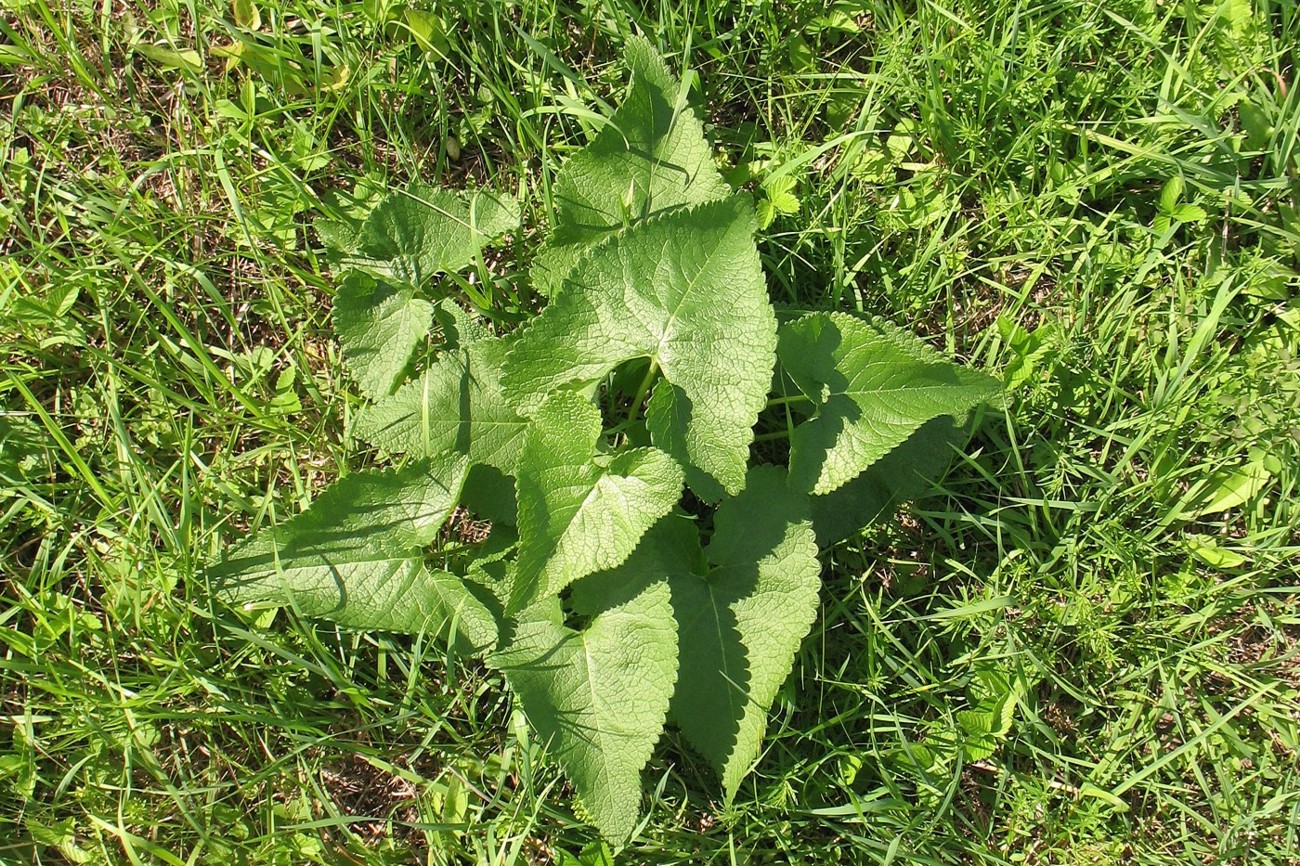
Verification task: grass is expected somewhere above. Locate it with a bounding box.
[2,0,1298,863]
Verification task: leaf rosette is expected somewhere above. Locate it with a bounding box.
[207,37,1000,844]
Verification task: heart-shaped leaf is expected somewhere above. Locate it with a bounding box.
[505,198,776,498]
[509,390,682,614]
[531,36,730,297]
[780,313,999,495]
[490,573,677,841]
[208,454,468,633]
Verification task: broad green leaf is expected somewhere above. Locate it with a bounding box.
[1239,98,1273,151]
[1175,460,1272,520]
[780,313,999,495]
[760,174,800,229]
[532,36,730,296]
[670,466,821,799]
[584,470,818,801]
[490,571,677,841]
[504,198,776,497]
[329,184,516,395]
[459,463,519,527]
[431,296,494,347]
[509,391,682,614]
[1183,534,1249,570]
[555,841,616,866]
[425,569,501,652]
[315,216,359,253]
[208,455,469,633]
[989,688,1020,739]
[354,335,528,475]
[405,9,450,54]
[1170,203,1207,224]
[809,416,964,547]
[333,272,434,397]
[341,183,519,287]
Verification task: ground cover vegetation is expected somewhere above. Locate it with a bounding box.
[1,0,1298,863]
[207,37,1000,841]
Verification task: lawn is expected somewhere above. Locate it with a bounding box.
[2,0,1298,863]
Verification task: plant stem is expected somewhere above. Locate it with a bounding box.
[766,393,812,408]
[627,358,660,424]
[753,430,790,443]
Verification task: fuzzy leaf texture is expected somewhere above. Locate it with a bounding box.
[331,186,518,396]
[341,184,519,287]
[779,312,1000,495]
[424,568,502,653]
[588,470,819,801]
[354,333,529,475]
[531,36,730,296]
[808,416,966,547]
[490,574,677,842]
[207,455,469,633]
[504,197,776,498]
[508,390,683,614]
[672,467,820,798]
[332,272,435,398]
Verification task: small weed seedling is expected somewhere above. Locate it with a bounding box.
[209,39,1000,841]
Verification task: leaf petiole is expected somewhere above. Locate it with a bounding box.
[765,393,812,408]
[627,357,660,424]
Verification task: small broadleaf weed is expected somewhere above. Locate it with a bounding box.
[208,37,1000,842]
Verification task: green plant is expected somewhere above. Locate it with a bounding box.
[207,38,999,841]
